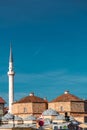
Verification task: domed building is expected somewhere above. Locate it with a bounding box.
[6,45,87,126]
[42,108,58,120]
[49,90,87,123]
[12,92,48,118]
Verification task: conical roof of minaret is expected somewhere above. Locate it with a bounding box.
[9,43,13,63]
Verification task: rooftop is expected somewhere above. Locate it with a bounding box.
[0,97,6,104]
[50,91,83,102]
[14,92,48,103]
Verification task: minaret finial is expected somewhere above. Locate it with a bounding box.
[9,42,13,63]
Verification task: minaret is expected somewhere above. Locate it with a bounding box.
[8,44,15,113]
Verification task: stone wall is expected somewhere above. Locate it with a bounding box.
[49,102,71,112]
[12,102,47,118]
[12,103,33,118]
[71,102,84,112]
[49,101,87,123]
[32,103,47,114]
[74,116,84,123]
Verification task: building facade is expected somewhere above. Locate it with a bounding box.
[6,44,87,124]
[12,92,48,118]
[49,91,87,123]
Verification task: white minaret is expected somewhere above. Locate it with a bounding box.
[8,44,15,113]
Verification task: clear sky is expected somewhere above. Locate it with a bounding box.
[0,0,87,104]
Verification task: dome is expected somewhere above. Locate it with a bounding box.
[50,91,82,102]
[14,93,48,103]
[42,108,58,116]
[2,116,8,121]
[44,118,51,125]
[4,113,14,120]
[14,116,22,121]
[54,114,65,120]
[24,115,36,121]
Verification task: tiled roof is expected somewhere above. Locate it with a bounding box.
[50,92,82,102]
[42,108,58,116]
[14,94,48,103]
[0,97,6,104]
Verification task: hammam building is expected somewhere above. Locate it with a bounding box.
[49,90,87,123]
[7,45,87,123]
[12,92,48,118]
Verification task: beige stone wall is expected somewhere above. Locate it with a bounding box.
[49,101,86,123]
[43,115,57,120]
[32,103,47,114]
[24,120,36,124]
[71,102,84,112]
[49,102,71,112]
[53,119,65,123]
[12,103,33,117]
[74,116,84,123]
[12,102,47,118]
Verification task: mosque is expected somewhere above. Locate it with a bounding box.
[6,45,87,124]
[0,44,87,130]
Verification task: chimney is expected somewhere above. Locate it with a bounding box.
[64,90,69,94]
[29,92,34,96]
[43,97,47,100]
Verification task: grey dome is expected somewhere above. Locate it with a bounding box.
[54,114,65,120]
[24,115,36,121]
[44,118,51,125]
[2,116,8,121]
[4,113,14,120]
[42,108,58,116]
[14,116,22,121]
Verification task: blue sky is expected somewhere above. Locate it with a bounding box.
[0,0,87,104]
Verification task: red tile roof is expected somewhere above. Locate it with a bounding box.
[50,92,83,102]
[14,95,48,103]
[0,97,6,104]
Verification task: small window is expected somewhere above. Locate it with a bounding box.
[60,106,63,111]
[24,107,27,113]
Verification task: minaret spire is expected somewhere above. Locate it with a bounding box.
[8,43,15,113]
[9,43,13,63]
